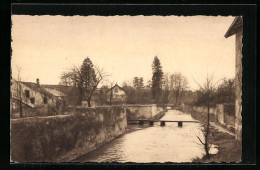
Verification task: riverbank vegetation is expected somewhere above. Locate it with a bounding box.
[122,56,191,107]
[186,105,241,162]
[193,74,218,159]
[192,124,241,162]
[190,74,238,161]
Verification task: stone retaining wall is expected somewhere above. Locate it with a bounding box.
[184,104,235,133]
[125,104,164,120]
[11,106,127,162]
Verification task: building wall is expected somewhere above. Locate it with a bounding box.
[11,81,58,118]
[11,99,37,118]
[11,106,127,162]
[11,81,55,108]
[112,86,127,103]
[235,30,243,141]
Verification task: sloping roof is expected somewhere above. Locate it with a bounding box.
[20,82,54,98]
[107,84,126,92]
[44,88,66,97]
[224,16,243,38]
[41,84,72,95]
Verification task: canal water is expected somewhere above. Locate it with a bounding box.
[75,109,216,163]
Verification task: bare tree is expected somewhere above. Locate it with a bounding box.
[60,58,108,107]
[59,71,75,86]
[193,74,220,159]
[170,72,189,106]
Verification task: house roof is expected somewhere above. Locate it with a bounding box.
[41,84,72,95]
[224,16,243,38]
[20,81,54,98]
[107,84,126,92]
[43,88,66,97]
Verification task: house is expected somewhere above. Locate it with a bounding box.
[224,16,243,141]
[11,78,63,118]
[107,84,127,105]
[41,84,71,101]
[80,84,127,107]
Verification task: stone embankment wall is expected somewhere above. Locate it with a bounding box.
[126,104,165,120]
[185,106,217,122]
[184,104,235,132]
[11,106,127,162]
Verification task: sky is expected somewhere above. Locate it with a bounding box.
[11,15,236,90]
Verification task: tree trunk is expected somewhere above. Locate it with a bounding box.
[19,84,23,118]
[205,143,210,159]
[87,100,91,107]
[175,92,179,106]
[205,93,210,159]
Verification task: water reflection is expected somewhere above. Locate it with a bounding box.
[76,110,208,163]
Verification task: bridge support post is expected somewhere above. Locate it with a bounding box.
[160,121,165,126]
[149,121,154,126]
[178,121,183,127]
[139,120,144,126]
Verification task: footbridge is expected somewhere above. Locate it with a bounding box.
[127,119,200,127]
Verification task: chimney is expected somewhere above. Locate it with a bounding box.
[36,78,40,85]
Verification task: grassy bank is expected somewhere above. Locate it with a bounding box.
[192,124,241,163]
[184,107,242,163]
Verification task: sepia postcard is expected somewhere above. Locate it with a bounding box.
[10,4,248,164]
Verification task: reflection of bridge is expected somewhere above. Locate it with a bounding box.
[127,119,200,127]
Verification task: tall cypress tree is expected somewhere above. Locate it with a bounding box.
[79,57,98,107]
[151,56,163,102]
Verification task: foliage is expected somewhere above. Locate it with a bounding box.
[195,77,235,106]
[133,77,144,90]
[162,72,189,106]
[97,85,109,105]
[59,57,107,107]
[151,56,164,103]
[122,79,152,104]
[169,73,189,105]
[215,78,235,104]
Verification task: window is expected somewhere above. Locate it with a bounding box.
[43,97,48,104]
[25,90,30,98]
[30,97,35,104]
[114,87,118,93]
